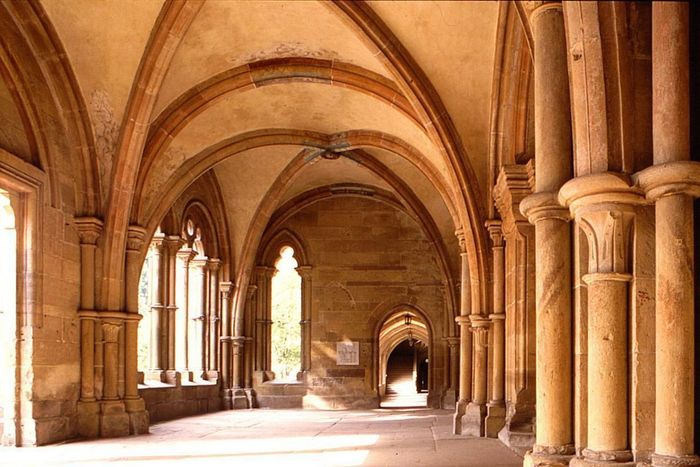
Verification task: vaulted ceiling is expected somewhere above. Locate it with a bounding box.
[2,0,522,306]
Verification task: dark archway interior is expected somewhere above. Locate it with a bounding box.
[384,340,429,408]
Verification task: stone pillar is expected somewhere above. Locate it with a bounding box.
[230,337,247,408]
[175,247,195,380]
[244,285,257,389]
[207,258,221,379]
[99,320,129,437]
[485,220,506,437]
[163,237,183,378]
[636,4,700,465]
[463,316,489,437]
[520,2,574,463]
[75,217,102,438]
[442,336,459,409]
[123,226,149,434]
[149,236,165,373]
[189,258,207,379]
[220,281,233,408]
[264,268,274,373]
[560,175,645,466]
[297,265,312,379]
[453,229,473,434]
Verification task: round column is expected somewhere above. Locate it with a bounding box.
[453,229,473,435]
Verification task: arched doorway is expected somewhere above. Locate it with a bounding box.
[0,189,16,442]
[377,309,431,408]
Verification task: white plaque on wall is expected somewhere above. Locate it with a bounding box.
[336,341,359,366]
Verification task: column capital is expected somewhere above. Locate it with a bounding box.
[528,1,563,22]
[75,217,104,245]
[220,281,234,298]
[150,234,165,252]
[455,316,472,326]
[488,313,506,321]
[163,235,185,255]
[126,225,147,252]
[443,336,460,348]
[207,258,222,272]
[246,284,258,300]
[190,257,208,269]
[520,191,570,224]
[455,228,467,253]
[633,161,700,201]
[296,265,313,280]
[101,321,122,343]
[558,172,645,215]
[485,219,504,247]
[469,315,491,329]
[176,246,196,263]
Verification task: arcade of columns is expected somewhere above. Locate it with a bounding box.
[452,2,700,467]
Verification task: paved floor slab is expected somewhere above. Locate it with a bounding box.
[0,408,523,466]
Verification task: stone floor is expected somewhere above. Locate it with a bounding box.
[0,408,523,466]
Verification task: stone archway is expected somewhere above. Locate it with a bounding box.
[376,308,431,408]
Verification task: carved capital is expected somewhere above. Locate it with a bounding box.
[296,265,313,280]
[176,247,196,264]
[443,336,460,348]
[126,225,147,252]
[485,219,504,248]
[220,281,234,299]
[633,160,700,201]
[101,322,122,343]
[75,217,104,245]
[163,235,185,255]
[207,258,222,273]
[455,315,471,326]
[533,444,576,456]
[455,228,467,253]
[246,284,258,300]
[578,208,636,275]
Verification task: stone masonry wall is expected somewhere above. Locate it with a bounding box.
[275,196,449,409]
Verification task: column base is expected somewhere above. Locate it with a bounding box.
[76,400,100,438]
[569,448,635,467]
[245,388,257,408]
[652,453,700,467]
[162,370,180,385]
[124,397,149,435]
[453,398,468,435]
[99,400,130,438]
[462,402,487,437]
[485,402,506,438]
[221,389,233,410]
[442,389,457,410]
[232,388,249,409]
[524,451,573,467]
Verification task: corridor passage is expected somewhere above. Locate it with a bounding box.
[0,408,522,467]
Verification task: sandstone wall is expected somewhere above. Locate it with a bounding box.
[271,196,450,409]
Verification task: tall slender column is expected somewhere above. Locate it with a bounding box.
[163,236,184,380]
[264,268,274,373]
[520,1,574,463]
[297,265,312,379]
[244,284,257,390]
[560,176,644,466]
[220,281,233,403]
[207,258,221,377]
[75,218,102,438]
[149,236,165,373]
[453,229,473,434]
[175,248,195,379]
[189,258,207,379]
[442,336,459,409]
[486,220,506,437]
[254,267,266,374]
[636,4,700,465]
[123,226,149,434]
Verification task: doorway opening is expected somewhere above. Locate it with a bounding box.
[271,246,301,381]
[0,189,16,443]
[378,309,430,408]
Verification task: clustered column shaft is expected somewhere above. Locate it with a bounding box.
[453,229,473,435]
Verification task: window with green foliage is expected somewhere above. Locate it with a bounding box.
[137,253,152,371]
[271,246,301,381]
